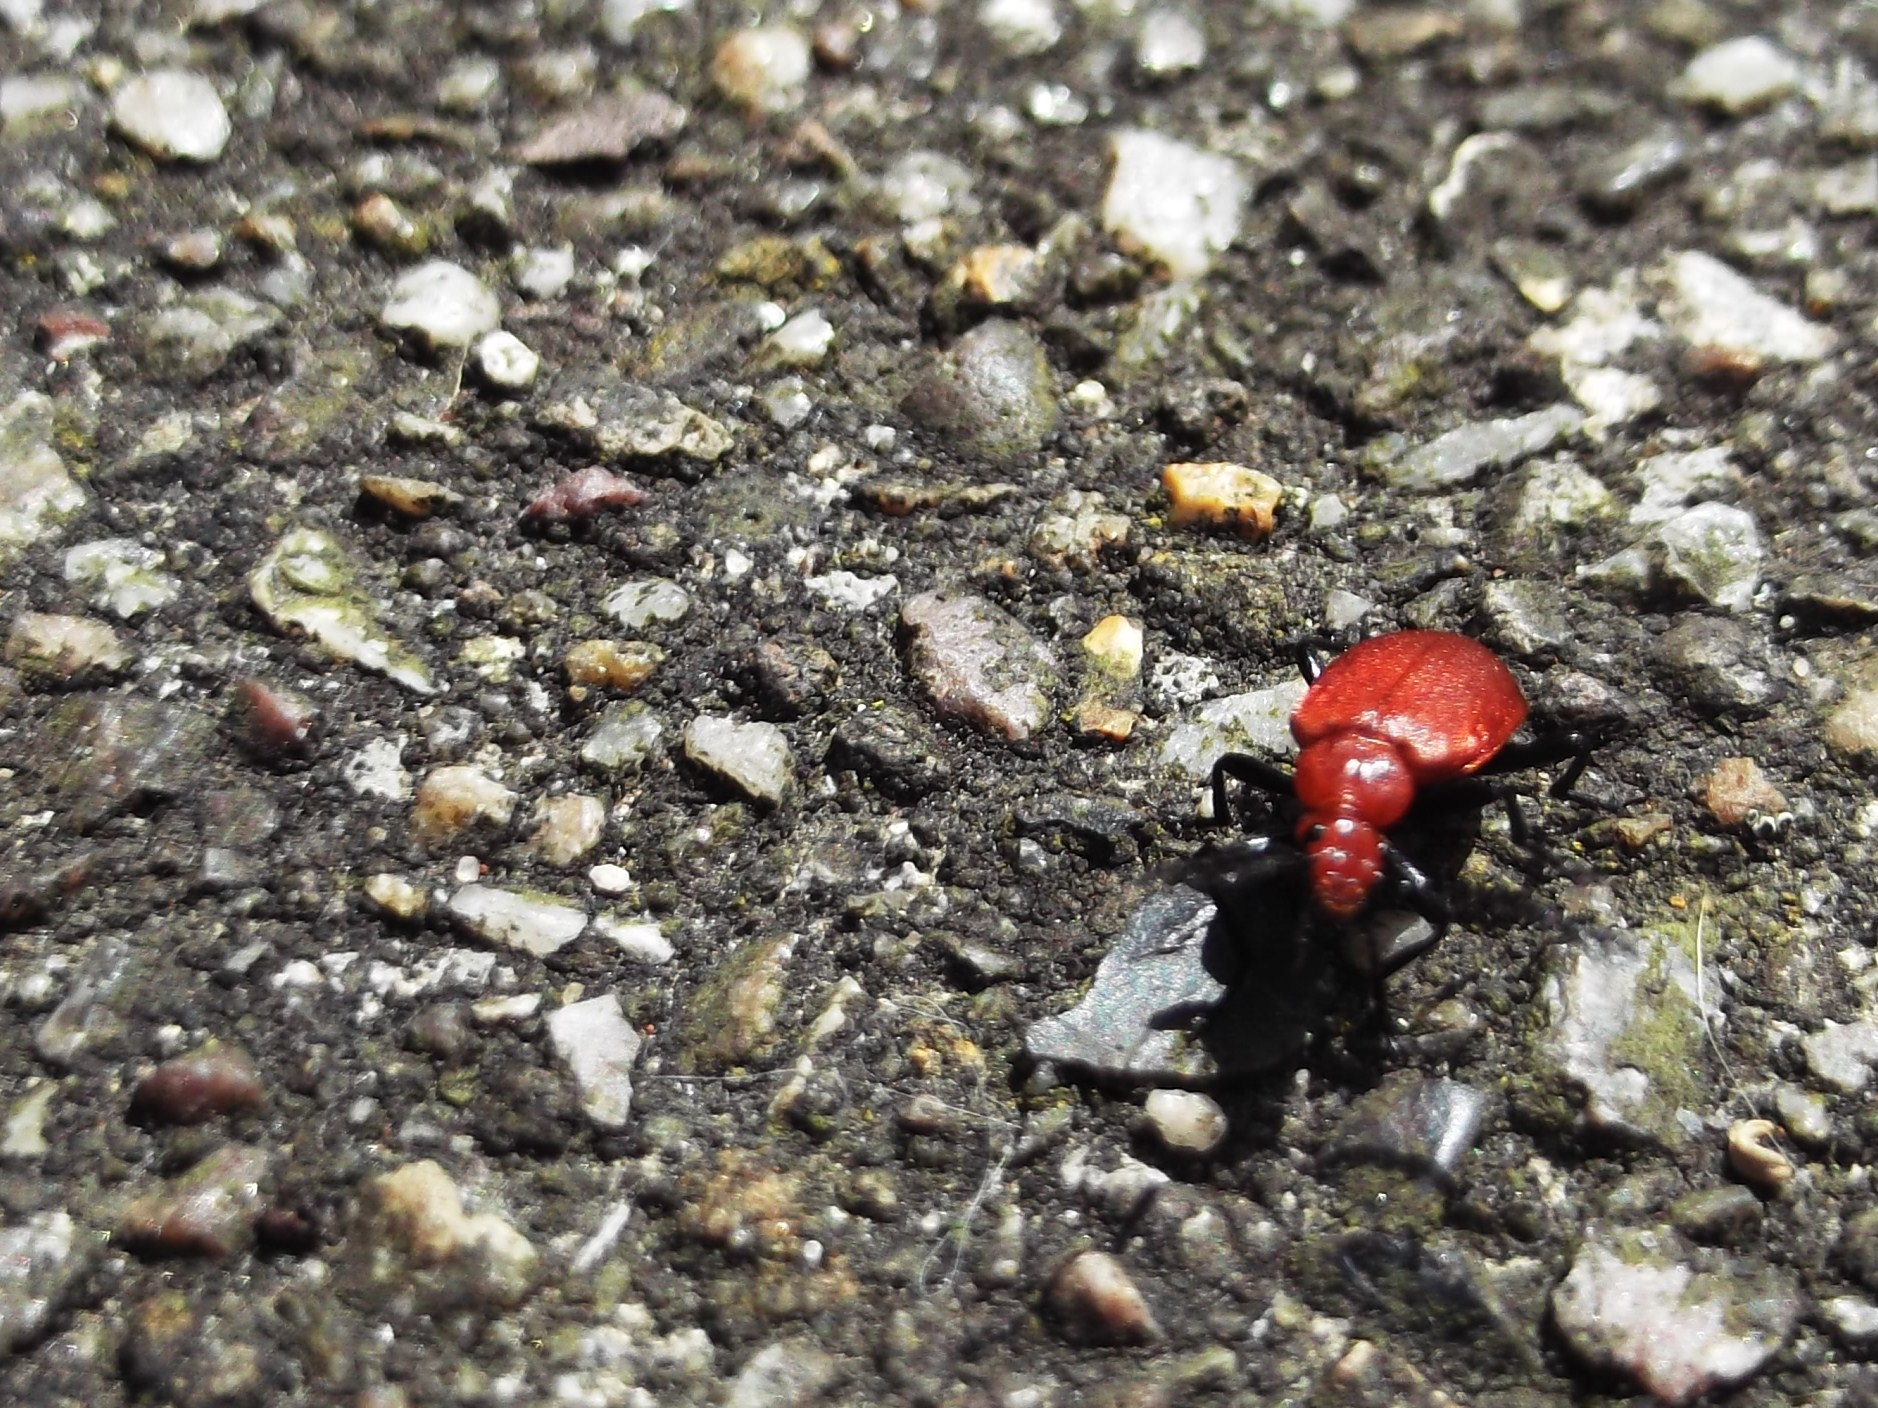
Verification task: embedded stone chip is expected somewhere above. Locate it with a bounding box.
[1162,461,1283,539]
[363,872,428,921]
[1701,757,1788,831]
[380,260,502,353]
[684,715,794,806]
[564,639,664,692]
[410,765,518,848]
[474,329,539,391]
[110,69,232,162]
[1142,1089,1228,1156]
[361,1160,541,1309]
[0,392,85,566]
[1655,250,1837,367]
[546,993,642,1129]
[249,528,437,694]
[710,24,811,114]
[1075,614,1145,742]
[1102,129,1248,280]
[5,611,131,681]
[63,539,179,619]
[448,883,589,956]
[1674,36,1802,116]
[528,794,607,867]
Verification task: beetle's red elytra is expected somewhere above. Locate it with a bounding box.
[1287,631,1528,920]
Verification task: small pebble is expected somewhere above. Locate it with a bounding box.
[525,467,647,524]
[711,25,812,115]
[5,611,130,682]
[352,192,427,256]
[359,474,462,520]
[1044,1249,1163,1345]
[363,873,428,921]
[1102,129,1247,280]
[380,260,502,353]
[410,765,517,848]
[1141,1089,1227,1156]
[1773,1085,1831,1151]
[1162,461,1282,538]
[116,1144,270,1259]
[564,639,664,693]
[1674,35,1801,116]
[528,794,607,867]
[589,864,632,895]
[130,1042,264,1125]
[110,69,232,162]
[473,330,539,392]
[683,715,794,806]
[1701,757,1789,834]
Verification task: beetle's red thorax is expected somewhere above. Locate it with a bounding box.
[1292,733,1414,830]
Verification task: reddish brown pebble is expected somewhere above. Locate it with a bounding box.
[524,467,649,523]
[1044,1249,1163,1345]
[130,1041,264,1125]
[235,677,318,757]
[34,308,113,361]
[1702,756,1789,830]
[116,1144,271,1259]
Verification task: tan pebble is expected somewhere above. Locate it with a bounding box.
[1081,614,1143,676]
[564,639,664,692]
[1701,756,1789,830]
[359,473,463,519]
[1613,812,1673,850]
[364,872,428,920]
[1727,1117,1794,1192]
[710,25,811,115]
[956,244,1037,305]
[1044,1249,1162,1345]
[1073,700,1139,742]
[528,794,607,867]
[362,1160,540,1307]
[1825,687,1878,763]
[234,212,297,254]
[352,192,429,256]
[5,611,131,680]
[1162,461,1283,539]
[410,765,517,848]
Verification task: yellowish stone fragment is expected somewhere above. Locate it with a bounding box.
[955,244,1037,305]
[410,764,517,848]
[1075,613,1145,741]
[564,639,664,692]
[1825,684,1878,764]
[1162,461,1282,539]
[358,473,462,518]
[528,793,607,867]
[363,872,428,921]
[1082,613,1143,676]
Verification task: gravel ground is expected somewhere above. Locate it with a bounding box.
[7,0,1878,1404]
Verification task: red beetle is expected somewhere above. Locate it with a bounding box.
[1209,630,1588,929]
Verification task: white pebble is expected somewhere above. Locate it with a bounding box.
[474,330,539,391]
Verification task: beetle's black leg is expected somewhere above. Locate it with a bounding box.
[1208,751,1295,829]
[1384,846,1452,933]
[1181,833,1302,897]
[1476,730,1603,805]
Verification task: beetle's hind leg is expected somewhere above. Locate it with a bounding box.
[1208,751,1295,830]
